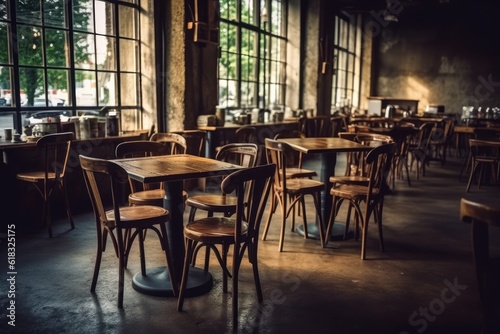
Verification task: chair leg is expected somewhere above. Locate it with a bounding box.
[466,161,479,192]
[300,196,308,239]
[61,180,75,229]
[261,193,278,241]
[177,238,195,311]
[91,227,106,293]
[249,240,263,302]
[138,229,147,275]
[222,244,229,293]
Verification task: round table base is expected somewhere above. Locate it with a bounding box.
[132,266,213,298]
[296,222,354,241]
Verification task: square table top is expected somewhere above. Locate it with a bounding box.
[112,154,242,183]
[278,137,372,154]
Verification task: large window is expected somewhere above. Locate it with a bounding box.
[331,14,362,112]
[0,0,141,133]
[218,0,287,111]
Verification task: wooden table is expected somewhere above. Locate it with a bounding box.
[112,154,242,297]
[277,137,372,239]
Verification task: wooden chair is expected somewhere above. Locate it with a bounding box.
[115,140,173,207]
[460,198,500,333]
[261,138,325,252]
[273,130,317,179]
[466,139,500,192]
[235,125,257,144]
[185,143,259,223]
[409,122,435,179]
[177,163,275,325]
[324,143,396,259]
[79,155,175,308]
[149,132,189,203]
[428,117,455,166]
[149,132,187,154]
[299,115,330,137]
[16,132,75,237]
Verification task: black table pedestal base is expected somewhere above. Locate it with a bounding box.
[295,222,354,241]
[132,266,213,298]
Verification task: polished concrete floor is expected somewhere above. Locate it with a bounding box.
[2,151,499,334]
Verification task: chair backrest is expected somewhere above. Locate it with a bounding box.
[215,143,259,168]
[221,163,275,243]
[300,116,330,137]
[330,116,347,137]
[115,140,169,192]
[149,132,187,154]
[115,140,170,159]
[79,155,129,230]
[235,126,257,144]
[264,138,288,193]
[36,132,74,180]
[355,133,393,147]
[174,130,207,156]
[474,128,500,141]
[274,130,307,168]
[364,142,397,197]
[339,132,364,176]
[469,139,500,158]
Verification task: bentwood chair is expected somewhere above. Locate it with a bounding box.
[185,143,259,222]
[324,143,396,259]
[177,163,275,325]
[80,155,174,308]
[261,139,325,251]
[150,132,188,154]
[273,130,317,179]
[16,132,75,237]
[115,140,171,207]
[460,198,500,333]
[466,139,500,192]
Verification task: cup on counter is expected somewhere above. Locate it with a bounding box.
[4,128,12,141]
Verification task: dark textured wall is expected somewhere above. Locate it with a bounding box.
[371,2,500,114]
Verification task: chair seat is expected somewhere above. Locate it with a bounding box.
[128,189,188,206]
[330,184,381,199]
[105,205,169,229]
[281,178,324,194]
[17,171,58,182]
[283,167,317,179]
[329,175,369,185]
[186,195,237,212]
[184,217,248,244]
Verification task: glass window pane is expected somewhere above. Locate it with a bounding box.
[241,0,254,25]
[95,1,115,35]
[119,39,138,72]
[0,113,14,129]
[120,108,139,132]
[73,0,93,32]
[120,73,138,105]
[271,0,282,35]
[74,32,94,69]
[17,25,43,66]
[98,71,116,106]
[0,0,8,20]
[0,66,12,106]
[44,0,67,28]
[46,28,69,67]
[0,22,10,64]
[75,70,96,105]
[47,68,70,106]
[17,0,41,25]
[19,67,45,106]
[220,0,237,21]
[96,35,116,71]
[119,5,137,39]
